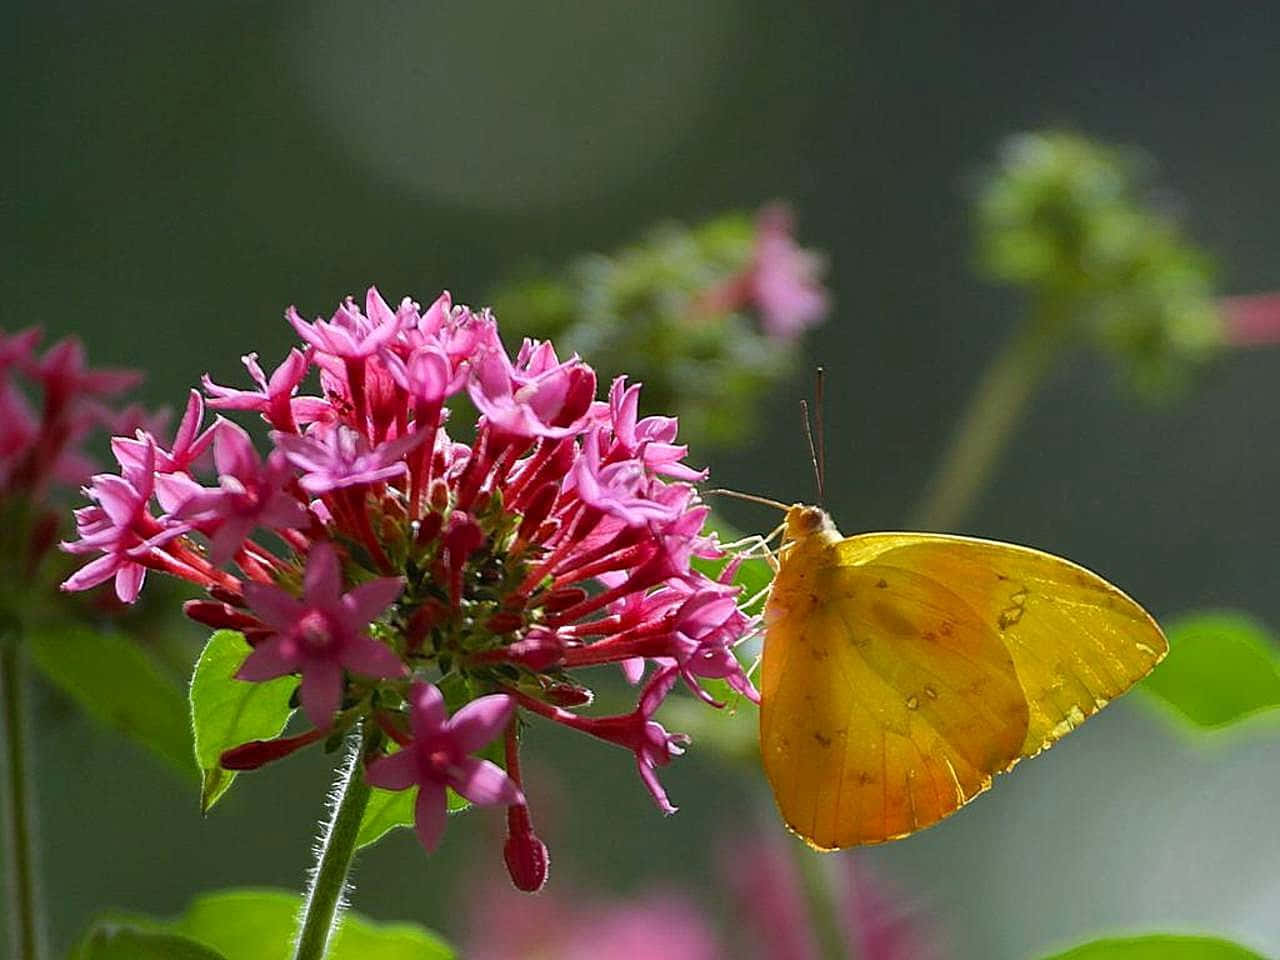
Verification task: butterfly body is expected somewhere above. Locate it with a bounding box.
[761,505,1167,850]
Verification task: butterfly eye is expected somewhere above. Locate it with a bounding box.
[793,506,826,535]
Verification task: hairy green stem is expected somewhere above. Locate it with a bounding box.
[790,840,850,960]
[2,632,42,960]
[292,732,372,960]
[910,319,1062,532]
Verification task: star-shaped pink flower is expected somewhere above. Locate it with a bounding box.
[237,542,406,727]
[365,682,522,853]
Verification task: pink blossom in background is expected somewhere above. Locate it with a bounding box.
[697,203,830,340]
[748,203,831,339]
[1221,291,1280,346]
[725,832,947,960]
[466,879,721,960]
[60,287,755,882]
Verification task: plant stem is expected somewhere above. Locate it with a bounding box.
[910,319,1062,531]
[790,840,849,960]
[292,731,372,960]
[2,631,42,960]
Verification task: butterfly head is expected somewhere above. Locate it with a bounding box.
[783,503,839,544]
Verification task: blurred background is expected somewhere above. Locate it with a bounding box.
[5,2,1279,957]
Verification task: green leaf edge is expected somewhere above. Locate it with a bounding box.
[188,630,298,813]
[1139,609,1280,734]
[1039,933,1267,960]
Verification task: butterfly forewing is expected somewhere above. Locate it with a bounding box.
[835,534,1169,757]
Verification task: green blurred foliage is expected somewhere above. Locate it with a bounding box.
[1141,610,1280,731]
[27,625,194,778]
[976,131,1223,397]
[492,212,800,448]
[189,630,297,812]
[72,889,454,960]
[1040,933,1266,959]
[72,926,227,960]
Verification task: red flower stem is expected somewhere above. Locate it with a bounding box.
[408,400,441,520]
[343,358,369,434]
[503,717,534,830]
[345,489,394,574]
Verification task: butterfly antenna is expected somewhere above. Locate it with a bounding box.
[800,399,824,504]
[707,489,792,513]
[815,365,827,502]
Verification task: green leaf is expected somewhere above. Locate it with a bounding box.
[1040,934,1266,959]
[356,785,416,849]
[70,889,454,960]
[189,630,297,812]
[356,771,473,850]
[27,624,195,778]
[178,888,453,960]
[1140,611,1280,730]
[72,924,228,960]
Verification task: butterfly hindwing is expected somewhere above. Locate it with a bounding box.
[762,549,1030,849]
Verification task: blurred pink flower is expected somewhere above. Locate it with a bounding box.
[466,879,721,960]
[1222,291,1280,346]
[725,832,946,960]
[748,203,831,338]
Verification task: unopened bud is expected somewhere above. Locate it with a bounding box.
[504,805,550,893]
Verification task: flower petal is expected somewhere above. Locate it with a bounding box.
[242,581,306,631]
[364,748,419,792]
[60,553,120,593]
[446,693,516,755]
[339,635,406,679]
[236,636,296,681]
[299,661,343,728]
[342,576,405,626]
[303,542,343,603]
[413,782,449,853]
[448,756,522,807]
[408,682,447,739]
[114,562,146,603]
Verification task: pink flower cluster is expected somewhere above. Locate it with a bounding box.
[703,203,830,339]
[61,289,755,886]
[2,327,151,588]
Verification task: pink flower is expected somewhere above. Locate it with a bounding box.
[287,288,404,360]
[604,377,705,482]
[169,419,310,563]
[468,340,596,439]
[61,287,755,888]
[28,336,141,409]
[1222,291,1280,346]
[203,348,323,432]
[748,203,830,339]
[273,423,423,495]
[513,666,689,813]
[237,543,406,727]
[59,440,184,602]
[466,879,721,960]
[365,682,521,852]
[726,832,946,960]
[112,389,216,475]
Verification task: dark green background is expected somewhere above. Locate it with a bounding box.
[6,2,1279,957]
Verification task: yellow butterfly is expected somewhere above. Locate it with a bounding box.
[760,504,1168,850]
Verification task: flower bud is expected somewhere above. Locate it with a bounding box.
[504,805,550,893]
